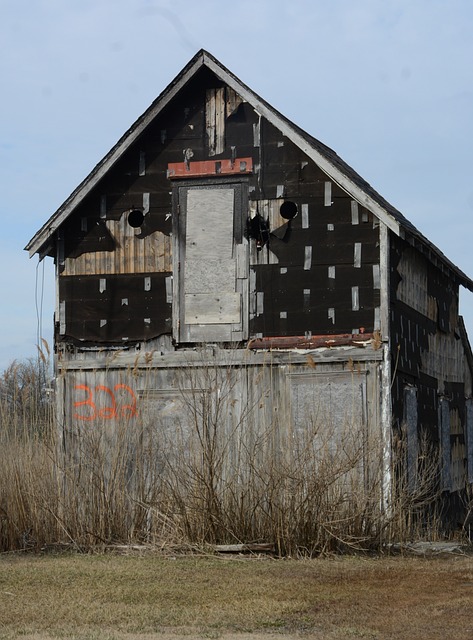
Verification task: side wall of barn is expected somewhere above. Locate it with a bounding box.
[389,233,473,521]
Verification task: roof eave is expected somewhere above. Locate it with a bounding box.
[25,50,473,293]
[25,49,210,257]
[401,228,473,292]
[25,49,402,257]
[203,54,402,236]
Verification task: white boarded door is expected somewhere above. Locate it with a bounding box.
[174,182,248,342]
[287,371,369,486]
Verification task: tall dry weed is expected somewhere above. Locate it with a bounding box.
[0,353,447,553]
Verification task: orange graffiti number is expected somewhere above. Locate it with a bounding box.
[95,385,117,419]
[73,384,97,421]
[114,384,137,418]
[73,384,137,421]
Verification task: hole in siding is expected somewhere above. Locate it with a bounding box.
[128,209,144,228]
[280,201,298,220]
[246,214,270,250]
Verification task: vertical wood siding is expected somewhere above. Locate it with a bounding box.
[390,234,471,502]
[60,354,381,491]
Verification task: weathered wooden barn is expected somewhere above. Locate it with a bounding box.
[26,50,473,523]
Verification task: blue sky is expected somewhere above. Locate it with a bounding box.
[2,0,473,370]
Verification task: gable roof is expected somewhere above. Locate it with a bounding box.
[25,49,473,291]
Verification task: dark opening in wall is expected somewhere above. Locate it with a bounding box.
[128,209,144,228]
[246,214,270,250]
[280,201,298,220]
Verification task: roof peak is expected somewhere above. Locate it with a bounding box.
[24,50,473,290]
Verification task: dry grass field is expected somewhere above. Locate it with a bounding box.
[1,551,473,640]
[2,358,473,639]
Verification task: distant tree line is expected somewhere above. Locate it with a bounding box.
[0,355,52,436]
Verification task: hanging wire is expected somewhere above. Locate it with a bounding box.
[35,256,45,353]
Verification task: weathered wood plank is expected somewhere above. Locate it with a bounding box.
[57,345,383,371]
[185,292,241,324]
[214,543,275,553]
[205,87,225,156]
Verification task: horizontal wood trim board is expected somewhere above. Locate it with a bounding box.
[56,346,384,370]
[168,157,253,178]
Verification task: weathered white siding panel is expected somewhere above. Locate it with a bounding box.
[186,188,234,259]
[185,258,235,293]
[185,292,241,324]
[182,187,242,333]
[287,371,366,436]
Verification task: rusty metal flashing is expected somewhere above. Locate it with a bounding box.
[167,157,253,179]
[247,333,377,351]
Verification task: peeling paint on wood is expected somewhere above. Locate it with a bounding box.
[143,193,150,214]
[165,275,173,304]
[373,264,380,289]
[256,292,264,316]
[301,203,309,229]
[59,300,66,335]
[139,151,146,176]
[374,307,380,330]
[354,243,361,268]
[253,118,260,147]
[304,246,312,270]
[352,286,359,311]
[303,289,310,309]
[324,182,332,206]
[351,201,359,225]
